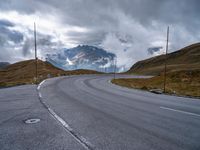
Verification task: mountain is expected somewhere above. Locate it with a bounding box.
[0,62,10,69]
[46,45,117,72]
[128,43,200,75]
[0,59,100,87]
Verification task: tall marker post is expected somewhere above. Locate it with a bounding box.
[114,58,117,79]
[34,22,38,84]
[163,26,169,93]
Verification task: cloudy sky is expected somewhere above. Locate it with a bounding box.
[0,0,200,69]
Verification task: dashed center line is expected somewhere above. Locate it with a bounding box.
[160,106,200,117]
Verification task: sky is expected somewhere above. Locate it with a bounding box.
[0,0,200,69]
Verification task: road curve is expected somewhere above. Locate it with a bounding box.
[39,74,200,150]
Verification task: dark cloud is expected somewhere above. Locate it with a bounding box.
[0,0,199,67]
[0,18,62,61]
[2,0,199,28]
[35,0,200,55]
[0,19,14,27]
[1,0,200,44]
[22,34,60,57]
[22,38,32,56]
[147,47,163,55]
[35,0,200,29]
[0,0,53,14]
[67,30,106,46]
[9,30,23,43]
[37,35,54,46]
[0,36,6,46]
[0,20,23,44]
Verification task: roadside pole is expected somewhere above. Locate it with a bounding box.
[34,22,38,84]
[163,26,169,93]
[114,58,117,79]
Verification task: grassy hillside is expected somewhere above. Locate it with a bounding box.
[0,59,100,87]
[113,43,200,98]
[112,70,200,97]
[128,43,200,75]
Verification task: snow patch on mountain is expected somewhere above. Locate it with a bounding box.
[46,45,119,72]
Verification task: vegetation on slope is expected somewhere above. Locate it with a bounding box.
[128,43,200,75]
[112,70,200,97]
[113,43,200,98]
[0,59,100,87]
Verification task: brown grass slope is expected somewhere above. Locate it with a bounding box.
[113,43,200,98]
[0,59,100,87]
[112,70,200,97]
[128,43,200,75]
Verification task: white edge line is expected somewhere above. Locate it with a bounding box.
[48,108,73,131]
[37,80,46,90]
[37,79,92,150]
[41,99,92,150]
[160,106,200,117]
[38,92,42,98]
[37,85,40,90]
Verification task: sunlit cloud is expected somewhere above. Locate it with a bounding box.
[0,0,200,69]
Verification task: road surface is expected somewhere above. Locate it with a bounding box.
[1,74,200,150]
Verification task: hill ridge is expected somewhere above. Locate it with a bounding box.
[128,43,200,75]
[0,59,100,87]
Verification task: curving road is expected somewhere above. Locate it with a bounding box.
[38,74,200,150]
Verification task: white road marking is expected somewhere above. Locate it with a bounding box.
[37,85,40,90]
[37,80,46,90]
[37,80,93,150]
[38,92,42,98]
[40,98,93,150]
[48,108,73,131]
[39,80,46,86]
[160,106,200,117]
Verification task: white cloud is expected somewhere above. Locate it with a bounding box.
[101,10,200,69]
[101,12,167,69]
[0,0,200,69]
[0,10,90,62]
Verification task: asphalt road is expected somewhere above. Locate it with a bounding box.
[1,74,200,150]
[0,85,85,150]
